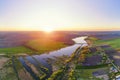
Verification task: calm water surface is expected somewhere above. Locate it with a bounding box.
[19,36,88,78]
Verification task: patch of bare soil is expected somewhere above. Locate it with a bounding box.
[0,57,9,69]
[25,60,42,77]
[85,39,93,46]
[19,69,33,80]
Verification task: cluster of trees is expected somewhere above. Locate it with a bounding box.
[78,46,90,63]
[47,69,63,80]
[47,46,92,80]
[68,69,76,80]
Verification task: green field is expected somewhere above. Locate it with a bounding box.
[25,39,66,53]
[75,67,108,80]
[94,38,120,50]
[0,39,67,55]
[0,46,33,54]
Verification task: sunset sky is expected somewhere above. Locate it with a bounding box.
[0,0,120,31]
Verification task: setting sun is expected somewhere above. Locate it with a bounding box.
[42,27,54,33]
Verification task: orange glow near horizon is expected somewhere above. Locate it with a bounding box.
[42,27,54,33]
[0,26,120,31]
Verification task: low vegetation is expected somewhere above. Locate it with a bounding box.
[25,39,66,53]
[1,32,119,80]
[75,67,108,80]
[0,46,33,55]
[94,38,120,50]
[0,57,27,80]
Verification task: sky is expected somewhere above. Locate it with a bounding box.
[0,0,120,31]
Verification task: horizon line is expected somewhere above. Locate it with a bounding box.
[0,30,120,32]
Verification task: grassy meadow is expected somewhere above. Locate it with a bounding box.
[94,38,120,50]
[0,46,33,55]
[0,39,67,55]
[25,39,67,53]
[0,31,76,55]
[75,67,108,80]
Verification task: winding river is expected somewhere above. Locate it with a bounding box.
[19,36,88,79]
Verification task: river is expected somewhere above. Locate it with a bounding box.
[19,36,88,79]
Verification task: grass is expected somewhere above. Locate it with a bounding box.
[75,67,109,80]
[75,69,95,79]
[94,38,120,50]
[0,58,20,80]
[87,36,98,41]
[76,64,108,69]
[0,39,67,55]
[0,46,33,55]
[25,39,66,53]
[0,57,33,80]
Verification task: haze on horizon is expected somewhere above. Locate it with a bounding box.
[0,0,120,31]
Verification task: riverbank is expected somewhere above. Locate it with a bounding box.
[0,38,75,56]
[0,36,88,80]
[0,36,88,56]
[0,31,79,55]
[0,41,68,56]
[24,39,67,54]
